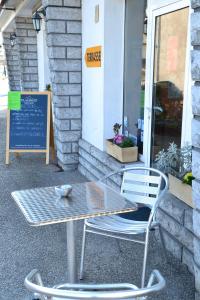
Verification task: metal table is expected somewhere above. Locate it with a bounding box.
[11,181,137,283]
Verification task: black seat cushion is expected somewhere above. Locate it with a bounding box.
[118,206,151,221]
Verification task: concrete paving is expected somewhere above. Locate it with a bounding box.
[0,109,195,300]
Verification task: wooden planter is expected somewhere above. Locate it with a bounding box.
[169,174,193,208]
[106,139,138,163]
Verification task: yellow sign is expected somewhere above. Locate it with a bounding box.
[85,46,101,68]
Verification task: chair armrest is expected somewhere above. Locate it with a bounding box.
[147,270,166,291]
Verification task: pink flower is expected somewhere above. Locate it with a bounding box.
[113,134,124,144]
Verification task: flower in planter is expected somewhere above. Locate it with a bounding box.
[155,142,194,181]
[182,172,195,186]
[112,123,135,148]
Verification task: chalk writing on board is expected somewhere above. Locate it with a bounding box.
[9,94,48,150]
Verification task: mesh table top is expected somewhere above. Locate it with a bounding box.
[11,181,137,226]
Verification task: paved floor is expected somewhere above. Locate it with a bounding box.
[0,109,195,300]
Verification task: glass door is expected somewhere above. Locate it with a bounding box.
[151,7,189,162]
[143,0,190,166]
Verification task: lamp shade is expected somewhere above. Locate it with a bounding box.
[32,11,42,32]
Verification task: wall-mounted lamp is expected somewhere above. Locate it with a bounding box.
[32,8,46,33]
[10,33,17,47]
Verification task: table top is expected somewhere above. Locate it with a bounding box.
[11,181,137,226]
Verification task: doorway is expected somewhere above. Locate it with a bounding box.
[144,0,191,166]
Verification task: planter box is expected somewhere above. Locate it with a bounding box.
[169,174,194,208]
[106,139,138,163]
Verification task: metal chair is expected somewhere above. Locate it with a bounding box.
[25,268,165,300]
[80,167,169,287]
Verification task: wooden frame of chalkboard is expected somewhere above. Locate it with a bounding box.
[6,92,51,165]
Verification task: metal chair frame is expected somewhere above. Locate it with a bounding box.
[80,167,169,287]
[25,268,165,300]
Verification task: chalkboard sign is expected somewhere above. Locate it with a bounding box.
[6,92,51,164]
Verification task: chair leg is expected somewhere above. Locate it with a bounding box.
[141,228,150,288]
[80,222,87,280]
[158,225,167,260]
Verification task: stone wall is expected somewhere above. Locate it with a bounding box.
[42,0,82,170]
[3,17,39,92]
[3,29,22,91]
[191,0,200,298]
[15,17,39,91]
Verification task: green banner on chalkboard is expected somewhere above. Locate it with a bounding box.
[8,92,21,110]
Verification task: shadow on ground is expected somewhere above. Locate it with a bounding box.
[0,110,195,300]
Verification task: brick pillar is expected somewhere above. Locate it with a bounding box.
[15,17,39,91]
[3,29,22,91]
[42,0,82,170]
[191,1,200,299]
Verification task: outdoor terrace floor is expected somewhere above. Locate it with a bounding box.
[0,109,195,300]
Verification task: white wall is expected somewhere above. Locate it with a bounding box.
[82,0,104,150]
[37,19,51,91]
[104,0,124,141]
[82,0,125,151]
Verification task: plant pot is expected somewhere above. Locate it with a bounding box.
[168,174,193,208]
[106,139,138,163]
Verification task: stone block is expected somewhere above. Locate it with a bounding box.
[55,107,81,119]
[72,142,78,153]
[49,59,81,72]
[192,86,200,115]
[16,23,34,29]
[42,0,62,6]
[51,72,68,84]
[48,47,66,59]
[182,248,195,275]
[22,60,29,66]
[160,228,182,260]
[70,95,81,107]
[53,96,70,107]
[28,60,38,67]
[23,67,38,74]
[192,119,200,147]
[192,149,200,179]
[184,207,194,233]
[57,151,79,165]
[78,164,98,181]
[193,180,200,210]
[71,119,81,130]
[69,72,81,83]
[67,21,81,33]
[192,0,200,8]
[57,130,81,142]
[191,13,200,31]
[55,119,70,130]
[28,45,37,52]
[47,33,81,47]
[23,74,38,81]
[46,20,66,33]
[52,83,81,96]
[20,52,37,59]
[28,30,36,37]
[194,236,200,266]
[23,82,38,89]
[16,29,27,37]
[157,208,194,253]
[56,140,71,153]
[64,0,81,7]
[79,156,104,179]
[196,292,200,300]
[46,7,81,21]
[193,209,200,239]
[67,47,81,59]
[79,139,92,154]
[159,193,185,224]
[18,37,36,45]
[191,51,200,80]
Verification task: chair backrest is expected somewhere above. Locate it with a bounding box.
[120,167,168,208]
[25,269,165,300]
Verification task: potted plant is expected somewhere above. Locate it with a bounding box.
[106,123,138,163]
[155,142,195,207]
